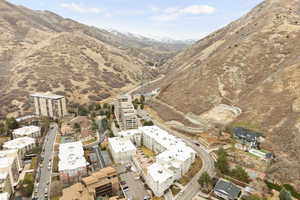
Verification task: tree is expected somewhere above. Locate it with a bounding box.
[92,120,98,131]
[215,148,229,174]
[50,180,63,198]
[230,166,250,183]
[242,195,266,200]
[198,172,212,193]
[143,120,154,126]
[78,106,88,116]
[279,188,292,200]
[73,123,81,132]
[0,122,6,135]
[88,104,95,111]
[140,103,144,110]
[5,117,19,130]
[95,104,102,110]
[140,95,145,104]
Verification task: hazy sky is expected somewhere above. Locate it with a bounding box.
[8,0,263,40]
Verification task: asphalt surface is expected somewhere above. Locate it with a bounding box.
[138,109,215,200]
[34,123,58,200]
[157,122,215,200]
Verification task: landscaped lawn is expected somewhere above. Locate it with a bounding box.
[140,146,156,157]
[30,157,38,169]
[178,157,202,186]
[52,156,59,173]
[0,136,10,145]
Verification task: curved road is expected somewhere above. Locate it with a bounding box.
[127,76,215,200]
[153,120,215,200]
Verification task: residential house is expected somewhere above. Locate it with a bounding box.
[214,179,242,200]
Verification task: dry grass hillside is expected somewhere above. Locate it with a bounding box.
[155,0,300,189]
[0,0,189,117]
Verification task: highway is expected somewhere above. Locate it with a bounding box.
[34,123,58,200]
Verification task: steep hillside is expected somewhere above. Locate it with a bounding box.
[0,0,187,117]
[156,0,300,188]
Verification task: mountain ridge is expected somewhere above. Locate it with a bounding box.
[154,0,300,189]
[0,0,189,117]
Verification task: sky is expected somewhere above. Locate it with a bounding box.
[8,0,263,40]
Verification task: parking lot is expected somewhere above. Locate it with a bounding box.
[118,166,150,200]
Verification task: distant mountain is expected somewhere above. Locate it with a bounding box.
[155,0,300,189]
[0,0,187,117]
[106,29,194,65]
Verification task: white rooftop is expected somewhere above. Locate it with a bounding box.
[0,192,9,200]
[0,172,8,180]
[58,142,87,171]
[16,115,35,122]
[3,137,35,150]
[13,126,40,137]
[108,137,136,153]
[0,152,16,169]
[31,92,64,99]
[147,163,173,184]
[118,129,141,137]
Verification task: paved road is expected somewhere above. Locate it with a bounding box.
[34,123,58,200]
[138,109,215,200]
[126,76,215,200]
[157,121,215,200]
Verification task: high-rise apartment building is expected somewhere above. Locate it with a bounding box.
[30,93,67,119]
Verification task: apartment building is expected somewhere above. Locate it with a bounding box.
[12,126,41,139]
[0,150,21,188]
[60,167,119,200]
[114,95,138,130]
[3,137,36,160]
[0,172,13,200]
[58,142,88,185]
[30,93,67,119]
[108,137,136,164]
[117,129,142,146]
[113,125,196,197]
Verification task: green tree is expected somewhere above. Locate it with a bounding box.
[143,120,154,126]
[0,122,6,135]
[73,123,81,132]
[103,103,109,109]
[90,112,96,119]
[215,148,229,174]
[5,117,19,130]
[242,195,266,200]
[230,166,250,183]
[140,103,144,110]
[140,95,145,104]
[280,188,292,200]
[198,172,212,193]
[95,104,102,110]
[78,106,89,116]
[88,104,95,111]
[92,120,98,131]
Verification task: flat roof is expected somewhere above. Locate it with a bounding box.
[0,171,8,179]
[108,137,136,153]
[147,163,173,184]
[13,126,40,136]
[30,93,64,99]
[118,129,141,137]
[0,192,9,200]
[3,137,35,150]
[0,150,17,168]
[58,142,87,171]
